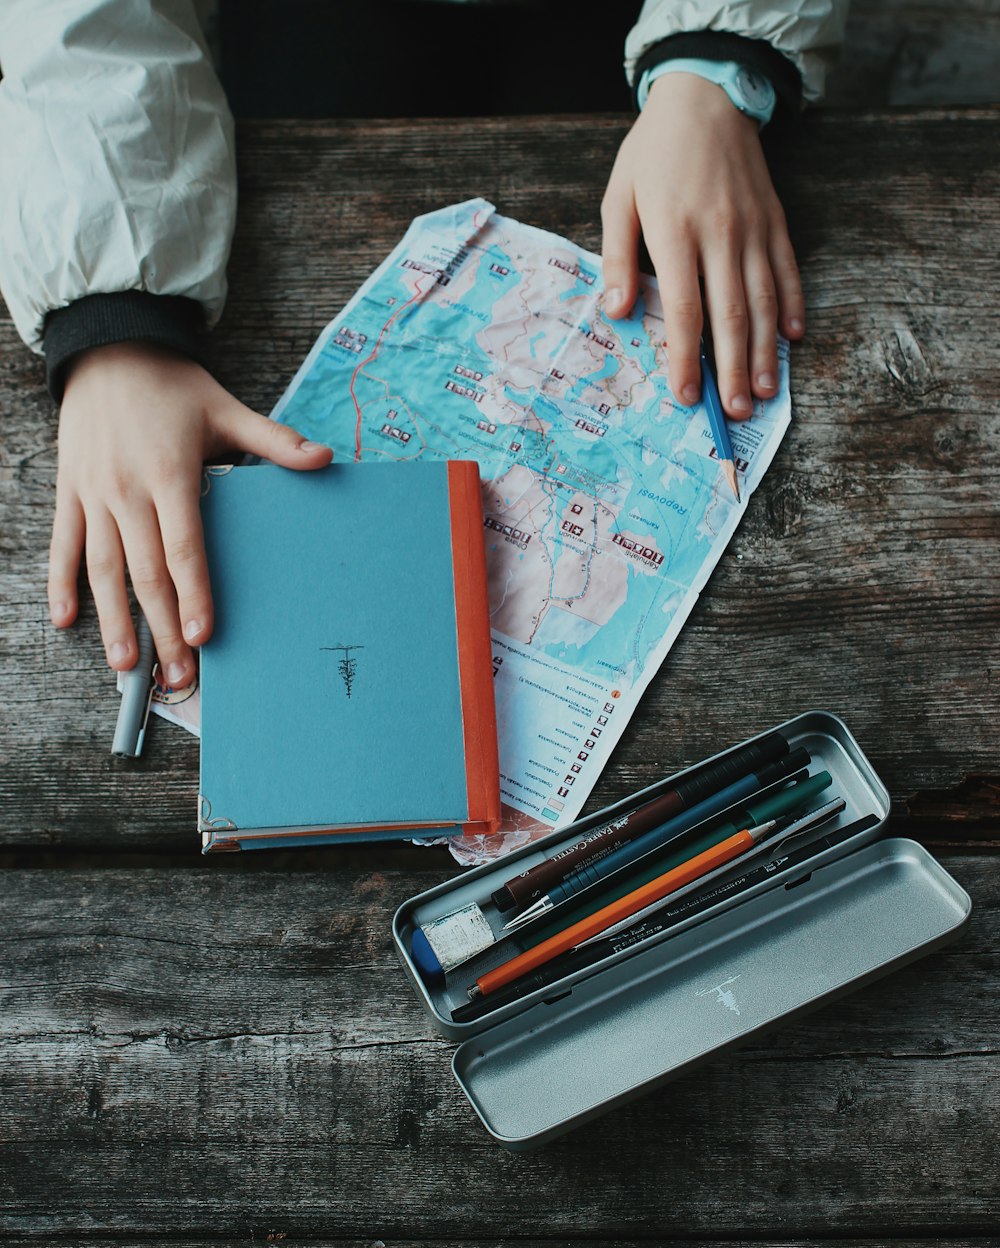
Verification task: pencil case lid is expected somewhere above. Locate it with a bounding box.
[450,836,971,1150]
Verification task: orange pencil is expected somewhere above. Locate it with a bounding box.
[470,819,777,999]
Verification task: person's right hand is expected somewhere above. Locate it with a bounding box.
[601,72,805,418]
[49,341,332,688]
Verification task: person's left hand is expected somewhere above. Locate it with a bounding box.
[49,342,332,689]
[600,71,805,419]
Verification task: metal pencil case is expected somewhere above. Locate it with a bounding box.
[392,711,972,1150]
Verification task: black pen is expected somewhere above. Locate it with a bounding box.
[505,746,813,930]
[451,809,880,1025]
[585,802,872,944]
[492,729,791,912]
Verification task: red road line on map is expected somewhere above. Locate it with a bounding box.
[349,276,431,460]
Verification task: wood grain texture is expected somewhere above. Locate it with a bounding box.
[3,1238,993,1248]
[1,110,998,852]
[0,859,995,1239]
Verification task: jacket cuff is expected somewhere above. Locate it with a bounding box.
[43,292,208,403]
[633,31,802,116]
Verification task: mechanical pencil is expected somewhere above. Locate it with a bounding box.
[474,816,787,999]
[505,746,811,930]
[604,808,882,942]
[491,730,790,911]
[579,796,847,943]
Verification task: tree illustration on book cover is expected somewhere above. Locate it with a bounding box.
[321,644,364,698]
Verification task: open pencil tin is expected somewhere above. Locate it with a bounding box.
[392,711,972,1149]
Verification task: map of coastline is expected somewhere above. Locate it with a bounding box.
[271,199,791,863]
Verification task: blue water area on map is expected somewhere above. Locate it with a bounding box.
[528,331,546,358]
[477,247,519,290]
[526,393,622,485]
[558,276,599,303]
[604,298,662,379]
[495,404,556,469]
[566,353,619,404]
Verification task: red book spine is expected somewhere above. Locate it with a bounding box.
[446,460,501,835]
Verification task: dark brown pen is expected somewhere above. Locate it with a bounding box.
[491,730,790,911]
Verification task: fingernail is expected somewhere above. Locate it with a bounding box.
[605,287,624,314]
[790,317,804,334]
[758,371,776,390]
[183,619,203,642]
[299,440,326,453]
[166,661,187,686]
[109,641,130,665]
[681,384,700,405]
[52,600,71,620]
[731,394,752,416]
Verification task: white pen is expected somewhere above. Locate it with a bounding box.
[111,614,156,757]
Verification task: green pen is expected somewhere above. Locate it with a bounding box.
[521,770,834,950]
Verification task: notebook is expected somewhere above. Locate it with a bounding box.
[198,460,500,852]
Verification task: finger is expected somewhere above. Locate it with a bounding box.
[702,246,752,419]
[84,508,136,670]
[214,402,333,470]
[768,213,805,340]
[600,180,641,319]
[743,247,780,400]
[116,504,194,690]
[155,486,214,650]
[646,233,703,407]
[48,485,85,629]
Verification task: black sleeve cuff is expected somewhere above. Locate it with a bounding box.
[633,31,803,116]
[43,291,208,403]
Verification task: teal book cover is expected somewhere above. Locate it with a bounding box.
[198,462,500,852]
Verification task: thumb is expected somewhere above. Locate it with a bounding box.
[213,401,333,470]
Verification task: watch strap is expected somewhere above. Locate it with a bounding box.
[632,31,801,116]
[638,58,776,124]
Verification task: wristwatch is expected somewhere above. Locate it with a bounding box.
[637,57,777,127]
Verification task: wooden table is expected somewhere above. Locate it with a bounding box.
[2,110,998,1243]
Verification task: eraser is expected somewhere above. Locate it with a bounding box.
[410,901,497,983]
[411,927,445,983]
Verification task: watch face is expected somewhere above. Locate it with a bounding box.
[735,67,774,111]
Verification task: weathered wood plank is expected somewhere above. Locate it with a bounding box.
[4,1243,996,1248]
[1,1243,996,1248]
[1,111,998,851]
[0,859,995,1237]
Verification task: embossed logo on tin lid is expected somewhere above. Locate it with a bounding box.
[696,974,742,1015]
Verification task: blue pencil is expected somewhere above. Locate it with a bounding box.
[700,346,741,502]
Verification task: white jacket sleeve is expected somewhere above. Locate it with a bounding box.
[0,0,237,354]
[625,0,851,102]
